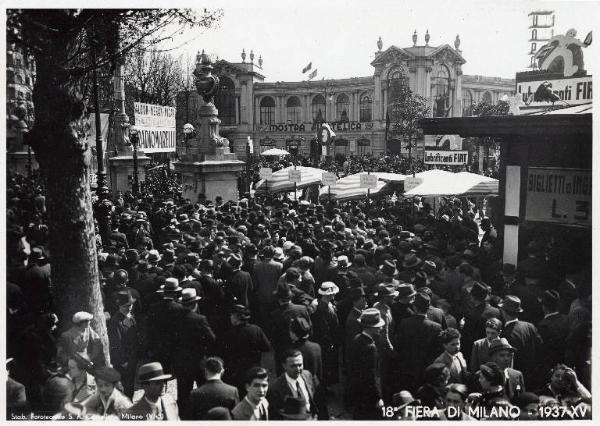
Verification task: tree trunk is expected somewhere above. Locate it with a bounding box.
[27,46,110,366]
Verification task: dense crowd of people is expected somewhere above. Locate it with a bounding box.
[6,168,591,420]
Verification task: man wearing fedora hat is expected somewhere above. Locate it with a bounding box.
[487,337,525,402]
[279,396,311,420]
[461,281,501,364]
[394,292,443,394]
[343,287,367,367]
[172,288,216,415]
[146,277,186,375]
[124,362,178,420]
[252,246,283,328]
[347,308,387,419]
[107,291,141,398]
[225,253,253,308]
[499,295,543,389]
[536,290,569,380]
[312,282,340,387]
[220,304,272,395]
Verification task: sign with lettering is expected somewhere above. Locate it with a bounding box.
[360,173,378,189]
[525,168,591,226]
[425,150,469,165]
[322,172,337,187]
[516,76,592,109]
[133,102,176,152]
[288,169,302,183]
[259,168,272,180]
[404,177,424,192]
[260,121,373,133]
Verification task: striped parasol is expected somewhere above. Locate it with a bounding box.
[319,172,395,201]
[254,166,326,193]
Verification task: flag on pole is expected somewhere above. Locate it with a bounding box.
[302,62,312,73]
[308,69,318,80]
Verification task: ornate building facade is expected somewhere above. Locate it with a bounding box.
[176,33,515,159]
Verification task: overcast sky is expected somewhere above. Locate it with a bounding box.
[153,0,600,82]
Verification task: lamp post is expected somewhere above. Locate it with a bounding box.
[128,126,140,195]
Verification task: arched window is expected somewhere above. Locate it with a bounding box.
[462,90,474,116]
[335,94,349,122]
[531,29,537,40]
[312,95,325,122]
[531,42,537,54]
[432,65,451,117]
[214,75,236,125]
[286,96,302,124]
[359,94,372,122]
[259,96,275,125]
[481,91,492,104]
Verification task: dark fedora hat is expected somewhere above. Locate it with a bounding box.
[137,362,173,383]
[413,292,431,311]
[280,396,311,420]
[359,308,385,328]
[538,289,560,307]
[488,337,517,354]
[373,284,399,298]
[402,253,422,269]
[290,316,311,339]
[498,295,523,313]
[470,281,490,300]
[231,304,251,319]
[421,260,437,275]
[396,283,417,299]
[273,283,292,300]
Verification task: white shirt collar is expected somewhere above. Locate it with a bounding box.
[504,318,518,326]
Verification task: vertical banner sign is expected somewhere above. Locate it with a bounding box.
[259,168,272,180]
[360,173,378,189]
[288,169,302,183]
[525,168,591,226]
[322,172,337,187]
[349,140,357,152]
[133,102,176,152]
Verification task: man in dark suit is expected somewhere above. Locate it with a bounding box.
[226,254,253,308]
[252,246,283,328]
[347,308,387,419]
[172,288,216,415]
[499,295,543,389]
[146,278,185,374]
[268,283,312,372]
[470,318,502,372]
[108,222,129,250]
[417,286,448,329]
[488,338,525,403]
[461,281,501,365]
[267,349,321,420]
[186,357,239,420]
[393,292,442,394]
[311,282,339,387]
[288,317,323,381]
[344,287,367,366]
[220,305,271,395]
[536,290,569,377]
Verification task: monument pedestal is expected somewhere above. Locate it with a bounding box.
[108,154,151,194]
[174,147,244,203]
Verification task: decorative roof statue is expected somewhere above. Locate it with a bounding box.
[425,30,430,46]
[377,36,383,51]
[241,48,246,63]
[454,34,461,51]
[194,50,220,104]
[413,30,418,46]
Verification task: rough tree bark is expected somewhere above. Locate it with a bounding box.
[26,39,110,366]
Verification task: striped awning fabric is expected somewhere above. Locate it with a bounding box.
[255,166,326,193]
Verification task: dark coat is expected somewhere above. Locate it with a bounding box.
[227,269,253,308]
[172,309,216,370]
[221,322,271,388]
[106,311,141,368]
[461,301,501,360]
[146,298,186,365]
[187,379,239,420]
[426,305,448,329]
[252,260,282,305]
[504,367,525,402]
[267,370,319,420]
[311,300,338,349]
[536,313,570,374]
[393,314,443,388]
[469,337,492,372]
[108,231,129,249]
[344,307,362,363]
[347,332,381,409]
[501,319,543,386]
[268,302,311,350]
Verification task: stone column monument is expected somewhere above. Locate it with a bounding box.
[173,50,245,203]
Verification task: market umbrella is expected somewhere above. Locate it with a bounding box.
[319,172,392,201]
[255,166,326,193]
[403,169,498,196]
[260,148,290,156]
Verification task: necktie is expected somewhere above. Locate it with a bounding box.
[258,403,267,420]
[296,381,303,399]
